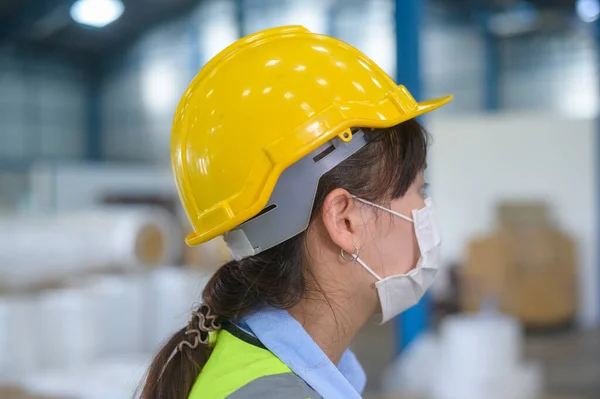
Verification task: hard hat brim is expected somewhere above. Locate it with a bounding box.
[414,94,454,116]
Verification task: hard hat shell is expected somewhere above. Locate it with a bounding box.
[171,25,452,247]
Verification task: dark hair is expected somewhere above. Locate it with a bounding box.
[140,119,429,399]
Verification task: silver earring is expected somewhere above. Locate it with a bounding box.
[340,245,359,262]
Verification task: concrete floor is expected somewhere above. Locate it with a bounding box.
[524,329,600,399]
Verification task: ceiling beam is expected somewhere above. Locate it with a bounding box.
[0,0,74,44]
[98,0,203,69]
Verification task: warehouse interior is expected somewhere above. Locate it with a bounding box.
[0,0,599,398]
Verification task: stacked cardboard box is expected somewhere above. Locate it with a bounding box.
[461,202,577,328]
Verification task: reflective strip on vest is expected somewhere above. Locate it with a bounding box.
[188,329,322,399]
[227,373,322,399]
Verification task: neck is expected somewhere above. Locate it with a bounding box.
[288,290,369,365]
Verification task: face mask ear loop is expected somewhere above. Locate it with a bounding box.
[352,196,414,223]
[356,257,383,281]
[340,246,383,281]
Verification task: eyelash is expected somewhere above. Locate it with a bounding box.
[421,182,430,196]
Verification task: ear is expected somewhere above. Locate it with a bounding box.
[320,188,363,255]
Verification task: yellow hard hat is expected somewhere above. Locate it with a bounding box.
[172,25,452,251]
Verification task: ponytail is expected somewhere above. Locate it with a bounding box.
[139,236,306,399]
[140,323,211,399]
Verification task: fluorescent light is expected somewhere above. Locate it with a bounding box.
[70,0,124,28]
[576,0,600,23]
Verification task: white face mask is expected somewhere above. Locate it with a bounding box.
[349,197,441,324]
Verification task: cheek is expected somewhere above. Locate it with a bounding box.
[377,219,419,277]
[411,228,420,267]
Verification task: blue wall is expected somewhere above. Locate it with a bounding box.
[0,49,87,209]
[0,50,86,161]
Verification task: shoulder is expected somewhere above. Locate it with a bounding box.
[190,329,321,399]
[226,372,322,399]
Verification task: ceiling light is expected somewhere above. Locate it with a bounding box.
[576,0,600,23]
[70,0,125,28]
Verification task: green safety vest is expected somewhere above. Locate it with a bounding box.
[188,324,323,399]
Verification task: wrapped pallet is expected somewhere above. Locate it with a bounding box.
[0,297,38,383]
[0,207,181,290]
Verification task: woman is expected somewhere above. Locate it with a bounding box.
[141,25,452,399]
